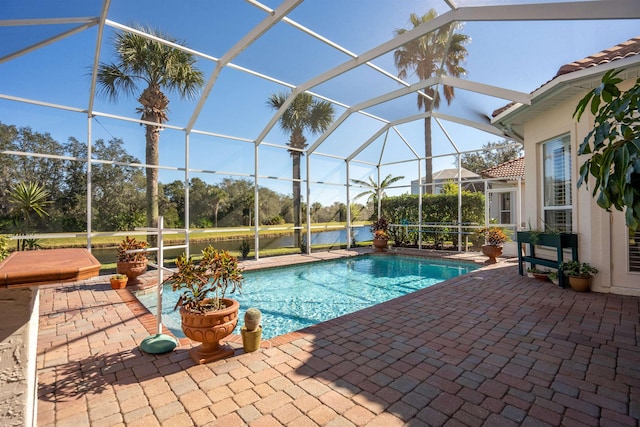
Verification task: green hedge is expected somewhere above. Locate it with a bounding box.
[381,193,485,247]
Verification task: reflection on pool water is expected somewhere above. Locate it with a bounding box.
[136,255,478,340]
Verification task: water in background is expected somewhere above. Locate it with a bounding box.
[92,228,372,264]
[136,255,477,340]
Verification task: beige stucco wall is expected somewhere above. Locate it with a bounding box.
[0,287,39,427]
[520,80,639,295]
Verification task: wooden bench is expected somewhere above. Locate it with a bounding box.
[516,231,578,288]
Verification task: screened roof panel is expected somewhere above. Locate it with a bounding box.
[1,0,639,176]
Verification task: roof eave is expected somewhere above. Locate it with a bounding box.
[491,55,640,129]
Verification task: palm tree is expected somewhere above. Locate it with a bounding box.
[394,10,469,194]
[267,92,334,249]
[8,181,51,250]
[96,25,204,231]
[351,173,405,217]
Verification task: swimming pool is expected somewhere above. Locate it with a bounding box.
[136,255,478,340]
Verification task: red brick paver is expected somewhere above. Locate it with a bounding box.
[36,251,640,426]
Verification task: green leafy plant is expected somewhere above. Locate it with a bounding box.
[239,239,250,259]
[164,246,244,313]
[117,236,148,262]
[561,261,599,278]
[574,69,640,232]
[112,273,127,280]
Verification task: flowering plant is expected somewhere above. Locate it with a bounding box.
[480,227,508,246]
[371,217,389,240]
[374,229,389,240]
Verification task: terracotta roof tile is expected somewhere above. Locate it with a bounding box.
[492,36,640,118]
[480,156,524,179]
[555,37,640,76]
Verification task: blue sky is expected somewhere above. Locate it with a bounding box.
[1,0,639,205]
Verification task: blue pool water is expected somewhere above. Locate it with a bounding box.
[136,255,478,340]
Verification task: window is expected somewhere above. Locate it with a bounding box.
[500,192,512,224]
[630,230,640,273]
[542,135,572,232]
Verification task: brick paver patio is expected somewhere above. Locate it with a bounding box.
[36,251,640,426]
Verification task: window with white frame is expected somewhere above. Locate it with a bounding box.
[542,134,572,232]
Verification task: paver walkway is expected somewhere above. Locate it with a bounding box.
[36,251,640,426]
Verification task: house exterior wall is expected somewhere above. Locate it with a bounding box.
[521,80,639,295]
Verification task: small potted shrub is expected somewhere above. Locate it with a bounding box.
[526,267,549,281]
[561,260,598,292]
[110,273,128,289]
[116,236,148,286]
[371,217,389,252]
[548,271,559,286]
[163,246,244,364]
[479,226,508,264]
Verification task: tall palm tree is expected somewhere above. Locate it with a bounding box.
[96,26,204,231]
[394,10,469,194]
[351,173,405,217]
[267,92,334,249]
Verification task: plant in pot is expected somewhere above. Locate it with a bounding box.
[110,273,128,289]
[548,271,559,286]
[479,226,508,264]
[116,236,148,286]
[163,246,244,364]
[241,307,262,353]
[560,261,598,292]
[371,217,390,252]
[526,267,549,281]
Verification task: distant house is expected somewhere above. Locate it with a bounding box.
[410,167,480,195]
[492,37,640,295]
[480,157,525,226]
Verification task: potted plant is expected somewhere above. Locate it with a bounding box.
[548,271,559,286]
[109,273,128,289]
[241,307,262,353]
[116,236,148,286]
[371,217,390,252]
[163,245,244,364]
[479,226,508,264]
[527,267,549,281]
[560,260,598,292]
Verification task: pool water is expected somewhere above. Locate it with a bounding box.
[136,255,478,340]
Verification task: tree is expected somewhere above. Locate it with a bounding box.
[96,25,204,231]
[267,92,334,248]
[460,140,523,174]
[8,181,51,250]
[351,173,405,218]
[394,11,469,193]
[573,69,640,232]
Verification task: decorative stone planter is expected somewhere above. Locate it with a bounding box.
[241,325,262,353]
[116,261,147,286]
[481,244,503,264]
[373,237,388,252]
[180,298,239,364]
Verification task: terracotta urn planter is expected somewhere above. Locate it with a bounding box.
[180,298,239,364]
[116,260,147,286]
[568,276,592,292]
[373,237,388,252]
[481,244,503,264]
